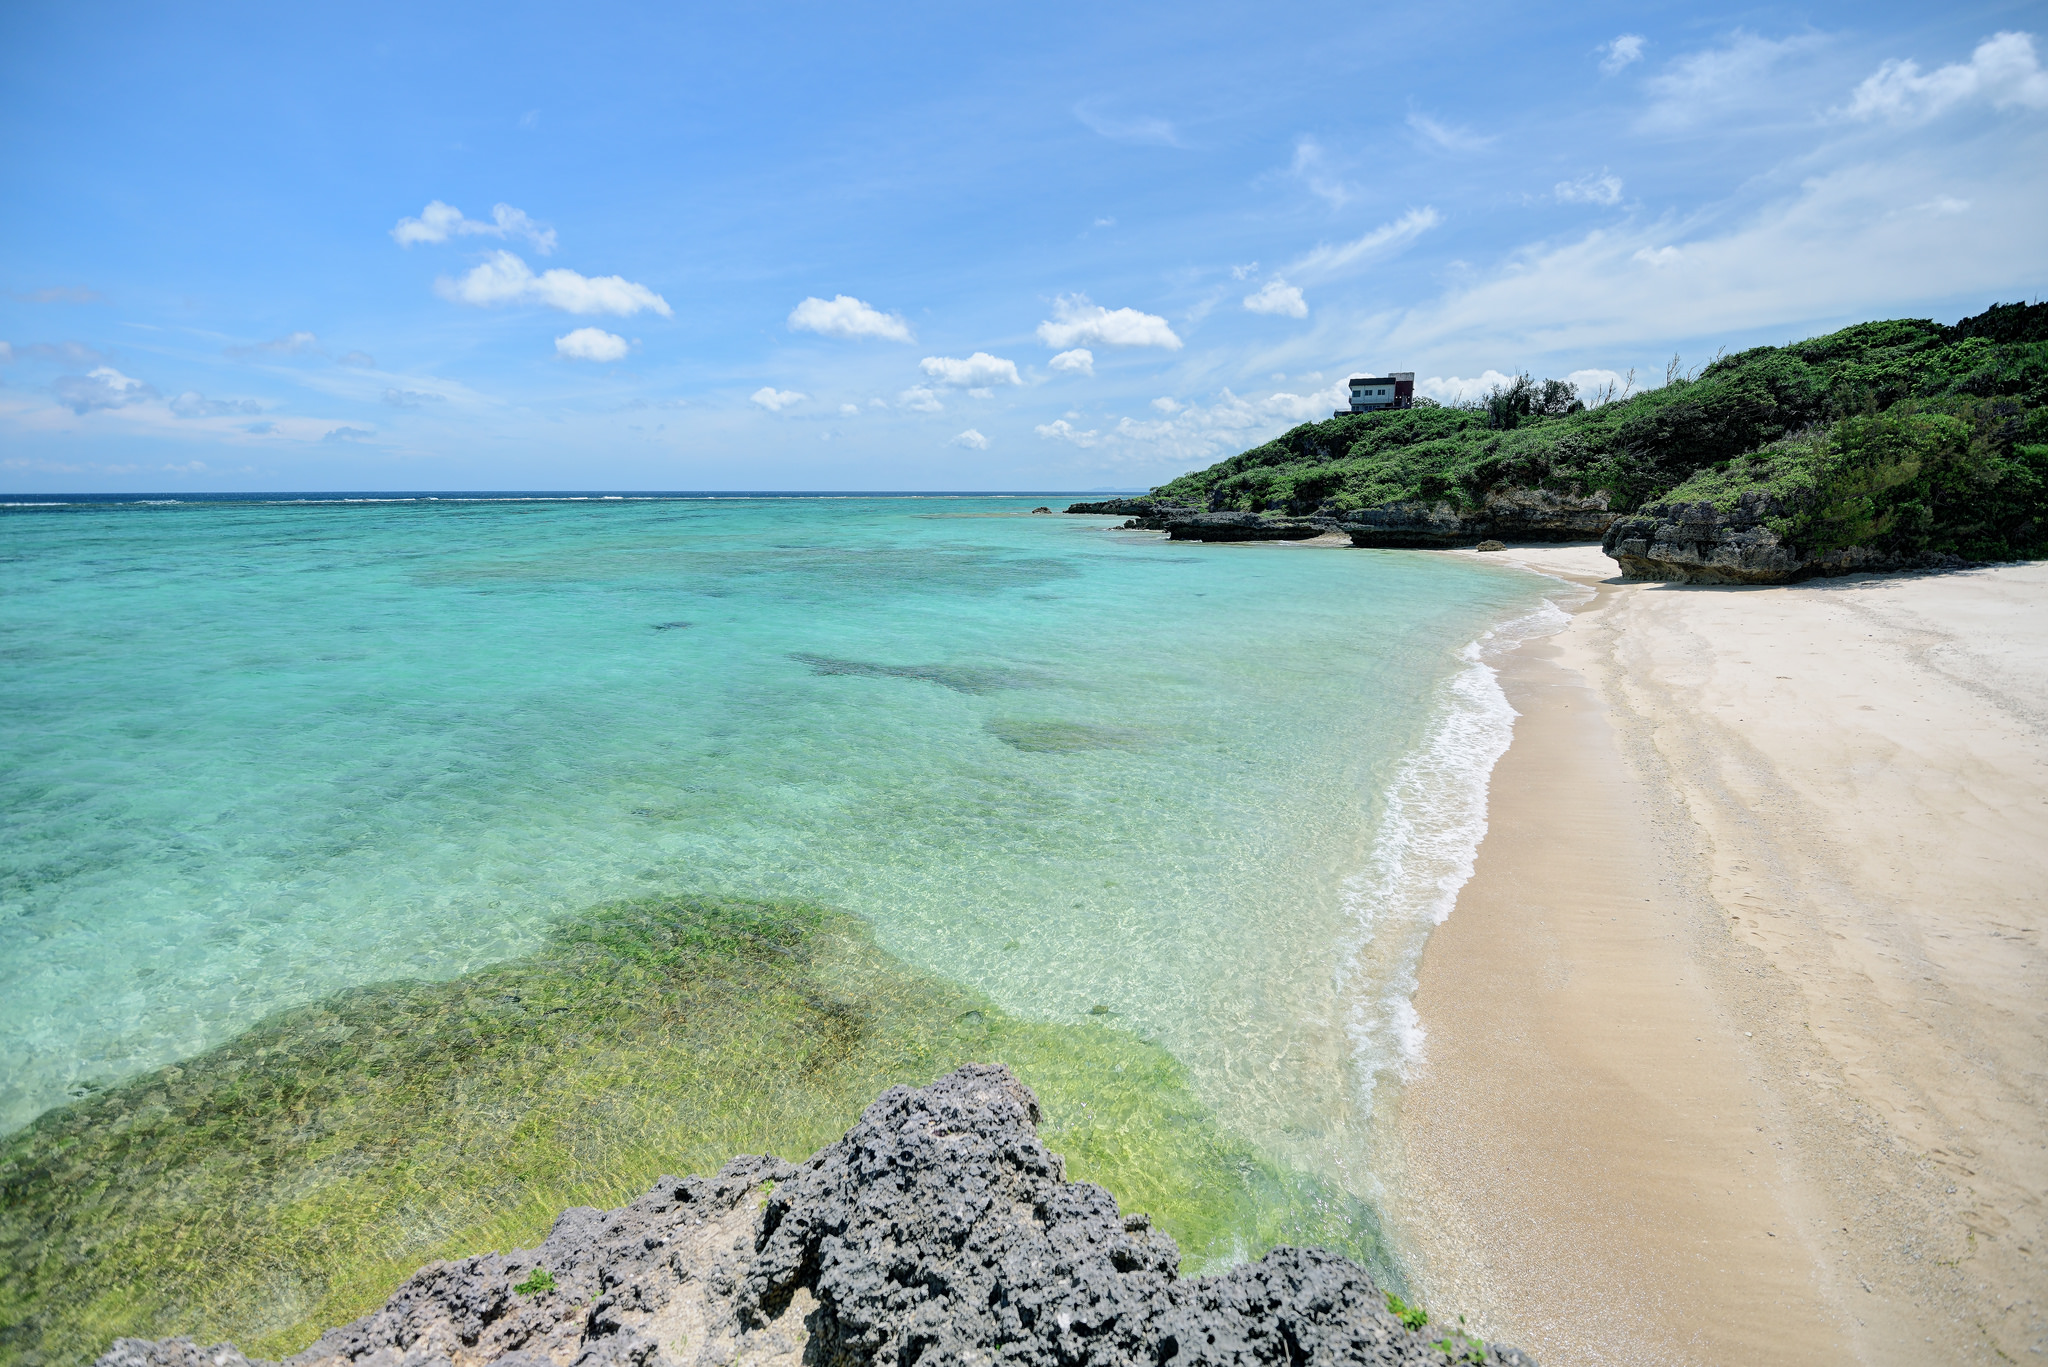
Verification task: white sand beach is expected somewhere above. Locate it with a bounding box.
[1384,546,2047,1366]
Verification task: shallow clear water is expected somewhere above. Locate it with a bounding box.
[0,495,1548,1190]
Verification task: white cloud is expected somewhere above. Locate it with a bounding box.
[555,327,630,361]
[897,386,944,412]
[392,201,557,254]
[1074,101,1179,145]
[840,402,860,415]
[1243,278,1308,317]
[952,429,989,449]
[1288,207,1442,280]
[1048,348,1094,375]
[323,426,375,442]
[438,251,671,317]
[919,352,1021,387]
[169,391,262,418]
[54,366,154,414]
[1257,382,1350,422]
[0,342,12,362]
[751,387,806,411]
[787,294,915,342]
[1567,369,1632,405]
[1845,31,2048,125]
[226,330,320,358]
[338,350,376,368]
[1556,172,1624,205]
[1031,382,1349,466]
[1407,113,1492,152]
[1288,138,1352,207]
[1417,370,1516,405]
[1641,31,1827,132]
[1036,295,1182,350]
[382,388,446,408]
[1035,418,1100,446]
[1377,137,2048,364]
[1600,35,1646,75]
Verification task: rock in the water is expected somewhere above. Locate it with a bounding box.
[1030,507,1052,514]
[1063,497,1194,519]
[1602,493,1972,583]
[1475,540,1506,553]
[1164,511,1330,542]
[97,1066,1535,1366]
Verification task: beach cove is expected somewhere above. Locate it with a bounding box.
[1386,545,2047,1366]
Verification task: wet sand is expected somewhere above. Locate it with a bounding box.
[1382,545,2047,1366]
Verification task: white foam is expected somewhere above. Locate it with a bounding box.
[1336,593,1578,1115]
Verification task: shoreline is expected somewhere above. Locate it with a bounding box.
[1380,545,2047,1366]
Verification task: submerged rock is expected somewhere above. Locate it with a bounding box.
[98,1067,1533,1367]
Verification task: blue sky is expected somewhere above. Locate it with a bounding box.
[3,1,2044,492]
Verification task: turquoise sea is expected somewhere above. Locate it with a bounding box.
[0,493,1554,1216]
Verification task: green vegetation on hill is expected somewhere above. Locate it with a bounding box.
[1155,302,2048,562]
[1,896,1392,1366]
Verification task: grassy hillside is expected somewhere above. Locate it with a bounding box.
[1154,302,2048,562]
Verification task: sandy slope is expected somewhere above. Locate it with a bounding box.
[1381,546,2047,1366]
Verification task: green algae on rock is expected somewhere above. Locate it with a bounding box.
[1,896,1392,1367]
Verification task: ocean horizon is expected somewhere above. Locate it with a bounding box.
[2,490,1155,506]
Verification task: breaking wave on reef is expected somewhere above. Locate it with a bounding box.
[1337,594,1577,1114]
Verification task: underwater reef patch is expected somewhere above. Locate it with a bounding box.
[790,652,1053,694]
[1,896,1390,1366]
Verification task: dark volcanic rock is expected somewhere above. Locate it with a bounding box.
[1063,497,1195,520]
[1341,489,1616,549]
[98,1067,1534,1367]
[1602,493,1971,583]
[1164,511,1332,542]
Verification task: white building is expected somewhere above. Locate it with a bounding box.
[1338,372,1414,416]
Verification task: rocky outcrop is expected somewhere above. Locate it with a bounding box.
[1341,490,1616,549]
[1164,511,1334,542]
[1077,489,1615,547]
[1066,500,1332,540]
[1063,498,1197,520]
[1602,493,1971,583]
[98,1067,1534,1367]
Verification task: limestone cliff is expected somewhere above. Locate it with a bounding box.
[1602,494,1972,583]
